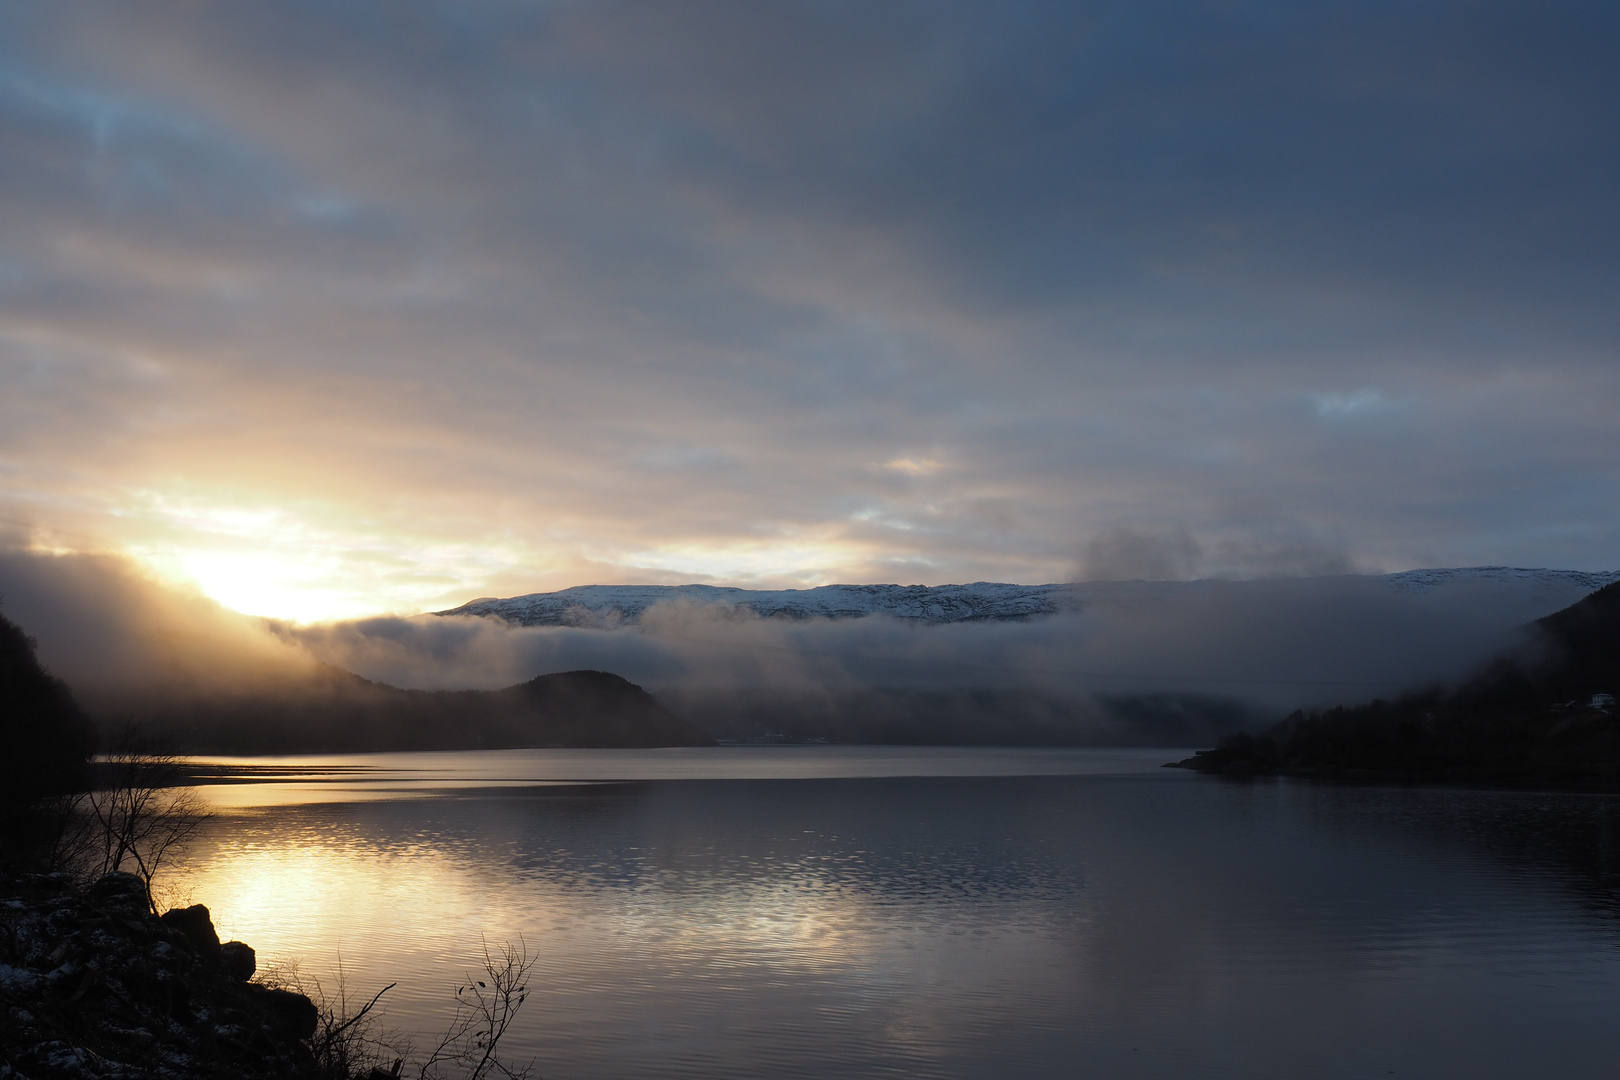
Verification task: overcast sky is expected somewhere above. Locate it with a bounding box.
[2,1,1617,621]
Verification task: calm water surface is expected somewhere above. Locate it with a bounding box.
[171,747,1620,1079]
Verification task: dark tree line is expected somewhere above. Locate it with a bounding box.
[1178,581,1620,787]
[0,605,95,861]
[2,604,209,910]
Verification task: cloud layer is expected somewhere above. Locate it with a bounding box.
[3,551,1595,745]
[1,2,1617,617]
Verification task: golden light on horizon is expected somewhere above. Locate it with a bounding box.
[101,484,919,622]
[113,489,499,622]
[162,548,367,623]
[85,475,953,626]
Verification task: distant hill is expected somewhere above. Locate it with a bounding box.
[89,667,712,755]
[439,568,1620,627]
[1173,582,1620,787]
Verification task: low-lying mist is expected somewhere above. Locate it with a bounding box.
[0,550,1593,747]
[0,551,322,713]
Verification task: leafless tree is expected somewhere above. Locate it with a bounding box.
[65,726,211,909]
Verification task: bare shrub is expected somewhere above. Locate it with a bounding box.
[416,938,539,1080]
[266,940,537,1080]
[262,954,407,1080]
[307,974,402,1079]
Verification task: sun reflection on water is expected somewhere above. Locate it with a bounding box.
[171,787,921,1052]
[155,751,1620,1080]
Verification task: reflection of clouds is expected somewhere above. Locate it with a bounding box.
[191,783,446,810]
[174,803,1005,1064]
[164,768,1620,1078]
[172,774,1102,1072]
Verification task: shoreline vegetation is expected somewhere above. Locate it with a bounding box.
[1169,581,1620,789]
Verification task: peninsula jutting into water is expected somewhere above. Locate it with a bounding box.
[1175,580,1620,787]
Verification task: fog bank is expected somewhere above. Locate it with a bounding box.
[2,550,1600,745]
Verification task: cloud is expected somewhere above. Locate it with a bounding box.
[1313,390,1396,421]
[0,548,1603,746]
[0,549,320,712]
[1076,525,1356,582]
[0,0,1617,616]
[1079,526,1203,582]
[277,570,1598,732]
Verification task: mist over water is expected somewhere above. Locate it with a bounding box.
[0,549,1602,743]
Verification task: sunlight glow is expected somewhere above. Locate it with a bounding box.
[172,549,361,623]
[111,487,906,622]
[116,489,499,622]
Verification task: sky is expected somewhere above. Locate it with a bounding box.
[2,1,1618,622]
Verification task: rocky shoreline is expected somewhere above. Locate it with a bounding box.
[0,871,320,1079]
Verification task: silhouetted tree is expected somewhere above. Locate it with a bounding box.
[73,727,211,909]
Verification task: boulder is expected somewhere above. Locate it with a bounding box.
[2,871,320,1077]
[86,871,150,914]
[219,939,256,981]
[247,984,321,1040]
[159,904,222,964]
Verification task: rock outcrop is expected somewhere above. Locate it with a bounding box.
[0,871,318,1079]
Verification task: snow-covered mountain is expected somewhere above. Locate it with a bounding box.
[1380,566,1620,593]
[437,567,1620,627]
[439,581,1075,625]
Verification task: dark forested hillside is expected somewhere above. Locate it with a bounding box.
[114,666,713,753]
[0,608,93,818]
[2,597,708,754]
[1174,582,1620,787]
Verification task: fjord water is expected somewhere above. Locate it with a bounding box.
[173,748,1620,1079]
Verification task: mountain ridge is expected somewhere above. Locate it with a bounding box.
[437,567,1620,627]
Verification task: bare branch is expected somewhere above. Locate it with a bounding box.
[69,724,213,909]
[418,938,538,1080]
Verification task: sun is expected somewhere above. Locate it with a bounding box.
[181,550,367,622]
[114,492,453,623]
[137,546,378,623]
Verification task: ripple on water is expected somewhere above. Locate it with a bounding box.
[172,751,1620,1080]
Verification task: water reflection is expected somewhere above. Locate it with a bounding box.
[174,751,1620,1080]
[181,746,1186,808]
